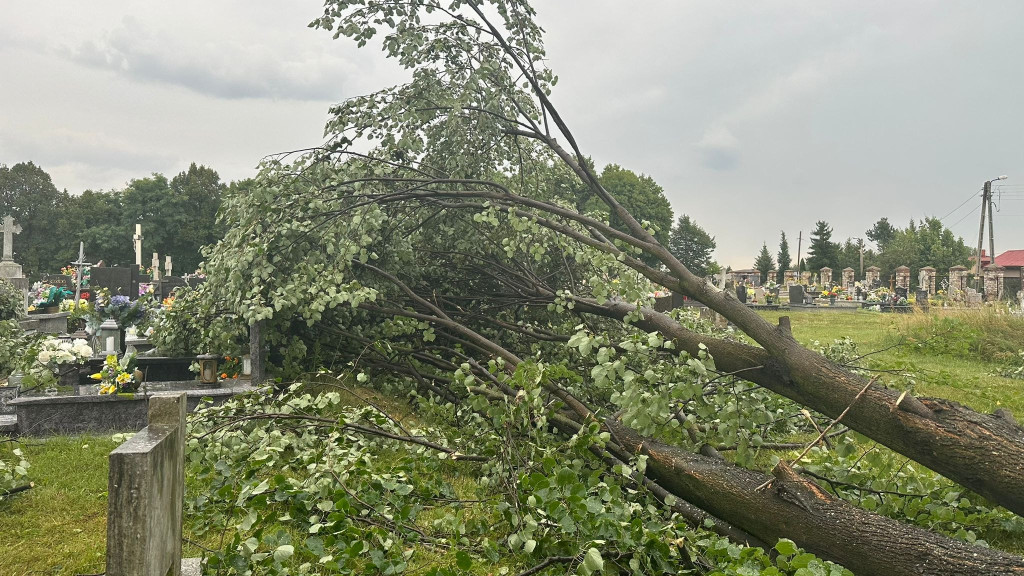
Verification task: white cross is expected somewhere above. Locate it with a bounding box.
[71,242,93,304]
[1,216,21,261]
[133,223,144,267]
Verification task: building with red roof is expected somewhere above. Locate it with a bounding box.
[995,250,1024,280]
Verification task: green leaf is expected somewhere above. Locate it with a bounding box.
[455,550,472,570]
[774,538,798,556]
[582,548,603,574]
[274,544,295,563]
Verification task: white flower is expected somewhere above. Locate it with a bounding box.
[38,351,52,364]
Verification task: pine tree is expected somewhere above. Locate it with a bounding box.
[754,243,774,284]
[806,220,839,271]
[776,231,792,283]
[668,215,716,277]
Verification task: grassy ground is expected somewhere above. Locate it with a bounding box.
[0,436,116,576]
[756,308,1024,414]
[2,308,1023,574]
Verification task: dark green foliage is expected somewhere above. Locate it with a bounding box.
[668,215,716,277]
[0,162,73,277]
[754,243,774,283]
[0,278,23,321]
[776,232,792,283]
[867,217,897,251]
[806,220,839,272]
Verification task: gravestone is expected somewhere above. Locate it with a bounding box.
[865,266,881,289]
[151,252,161,282]
[789,285,806,305]
[800,271,812,285]
[91,267,134,297]
[754,287,766,303]
[735,282,747,304]
[250,320,267,386]
[784,270,799,285]
[966,287,983,306]
[894,286,908,301]
[106,393,187,576]
[132,224,144,269]
[41,274,73,290]
[0,215,29,314]
[916,289,930,309]
[160,276,187,300]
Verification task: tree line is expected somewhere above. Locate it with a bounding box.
[0,161,252,278]
[752,218,972,285]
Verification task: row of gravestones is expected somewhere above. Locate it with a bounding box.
[44,267,204,302]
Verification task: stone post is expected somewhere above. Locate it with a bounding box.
[768,269,777,284]
[984,265,1005,302]
[820,267,833,287]
[841,267,855,291]
[895,266,910,291]
[784,269,798,286]
[864,266,880,289]
[949,265,968,299]
[919,266,936,295]
[800,271,812,285]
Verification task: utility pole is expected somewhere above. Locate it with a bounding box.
[795,231,802,275]
[976,176,1009,291]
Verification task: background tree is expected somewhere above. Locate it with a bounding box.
[806,220,839,271]
[578,164,672,264]
[754,243,774,283]
[668,214,716,277]
[0,162,73,276]
[776,231,791,283]
[867,217,897,251]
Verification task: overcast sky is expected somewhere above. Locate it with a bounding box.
[2,1,1022,267]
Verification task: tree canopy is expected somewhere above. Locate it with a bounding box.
[668,215,716,277]
[806,220,839,272]
[754,243,774,283]
[776,231,791,283]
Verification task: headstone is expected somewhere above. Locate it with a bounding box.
[0,215,29,315]
[754,287,766,303]
[735,282,747,304]
[789,285,805,305]
[966,287,983,306]
[916,289,930,309]
[151,252,161,282]
[133,224,144,269]
[865,266,881,289]
[160,276,186,301]
[895,286,908,301]
[91,267,134,297]
[842,267,855,291]
[106,393,186,576]
[800,271,812,285]
[165,255,173,278]
[784,269,799,285]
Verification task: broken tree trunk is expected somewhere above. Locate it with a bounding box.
[607,419,1024,576]
[574,297,1024,517]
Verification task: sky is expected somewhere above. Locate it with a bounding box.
[2,1,1023,267]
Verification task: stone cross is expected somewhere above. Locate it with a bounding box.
[132,224,144,268]
[165,255,172,278]
[1,216,22,261]
[151,252,161,281]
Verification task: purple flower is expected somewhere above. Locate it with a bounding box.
[110,295,131,308]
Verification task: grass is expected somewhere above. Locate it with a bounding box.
[0,435,116,576]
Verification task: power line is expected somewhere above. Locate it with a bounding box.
[938,187,982,223]
[946,204,979,229]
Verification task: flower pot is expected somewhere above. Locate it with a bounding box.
[58,363,81,388]
[829,296,836,305]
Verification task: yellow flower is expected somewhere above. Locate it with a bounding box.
[90,372,103,380]
[116,372,131,384]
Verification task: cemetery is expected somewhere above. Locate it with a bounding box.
[4,3,1024,576]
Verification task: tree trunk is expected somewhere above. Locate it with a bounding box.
[607,419,1024,576]
[576,298,1024,517]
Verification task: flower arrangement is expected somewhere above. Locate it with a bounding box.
[91,288,154,328]
[219,355,242,380]
[24,337,93,388]
[91,353,141,394]
[821,287,840,299]
[60,265,90,287]
[28,283,72,311]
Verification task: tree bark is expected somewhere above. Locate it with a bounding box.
[607,419,1024,576]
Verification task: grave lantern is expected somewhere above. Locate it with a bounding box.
[241,354,252,378]
[198,353,219,385]
[98,318,121,355]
